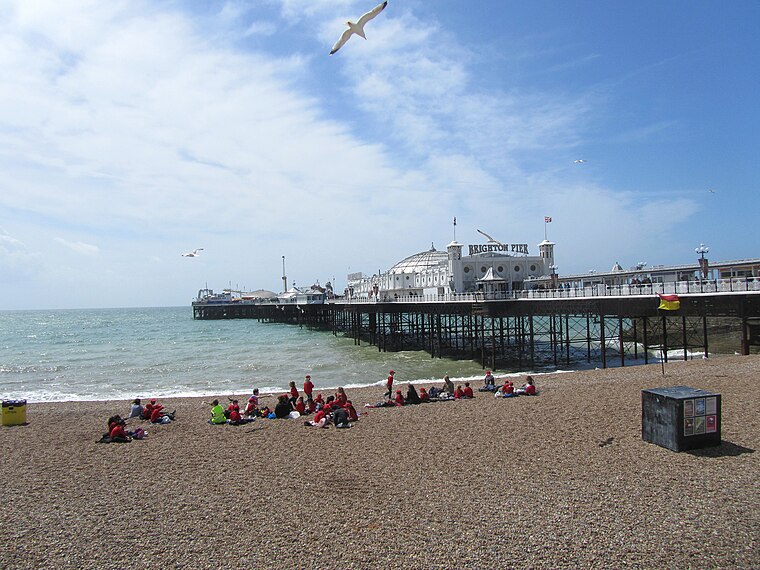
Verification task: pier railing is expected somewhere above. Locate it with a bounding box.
[339,276,760,304]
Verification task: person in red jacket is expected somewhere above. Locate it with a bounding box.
[106,416,131,442]
[314,393,325,406]
[524,376,537,395]
[419,387,430,402]
[385,370,395,399]
[394,389,405,406]
[303,375,314,403]
[288,381,299,408]
[453,386,464,399]
[305,408,328,428]
[226,400,243,425]
[335,387,348,406]
[345,401,359,421]
[462,382,474,399]
[295,397,306,416]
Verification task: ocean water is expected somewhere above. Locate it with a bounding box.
[0,306,503,403]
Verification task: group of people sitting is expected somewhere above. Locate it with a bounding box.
[368,372,479,408]
[98,397,175,442]
[99,414,147,443]
[492,375,537,397]
[128,398,176,423]
[368,370,538,408]
[206,376,360,429]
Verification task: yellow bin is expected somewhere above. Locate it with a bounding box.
[2,399,27,426]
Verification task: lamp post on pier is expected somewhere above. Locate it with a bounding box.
[549,264,559,289]
[696,244,709,280]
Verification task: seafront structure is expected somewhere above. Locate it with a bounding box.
[192,238,760,370]
[346,238,555,300]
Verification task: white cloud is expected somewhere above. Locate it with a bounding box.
[54,237,100,256]
[0,1,704,308]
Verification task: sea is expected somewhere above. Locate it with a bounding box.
[0,306,515,403]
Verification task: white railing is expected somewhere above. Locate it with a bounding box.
[338,277,760,304]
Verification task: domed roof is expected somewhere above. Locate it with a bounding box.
[390,245,447,274]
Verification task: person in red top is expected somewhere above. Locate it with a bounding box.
[385,370,395,399]
[288,381,299,408]
[524,377,537,395]
[453,386,464,399]
[109,421,130,442]
[462,382,474,399]
[345,401,359,421]
[305,408,328,428]
[303,375,314,402]
[245,389,259,417]
[295,397,306,416]
[394,389,405,406]
[314,393,325,406]
[227,400,243,425]
[142,398,158,420]
[419,387,430,402]
[335,387,348,406]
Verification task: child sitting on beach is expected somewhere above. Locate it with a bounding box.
[441,375,455,396]
[274,395,293,418]
[244,389,260,417]
[295,397,306,416]
[394,390,405,406]
[304,408,329,428]
[335,387,348,406]
[462,382,474,398]
[128,398,144,418]
[483,370,496,391]
[405,384,421,405]
[418,387,430,402]
[207,400,227,424]
[495,381,515,398]
[514,376,537,396]
[107,415,131,442]
[453,386,465,399]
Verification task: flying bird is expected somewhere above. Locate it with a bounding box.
[708,188,716,193]
[476,229,504,246]
[182,248,204,257]
[330,1,388,55]
[574,159,587,164]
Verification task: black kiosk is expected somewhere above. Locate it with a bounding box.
[641,386,721,452]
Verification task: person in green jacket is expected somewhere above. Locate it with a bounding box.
[207,399,227,424]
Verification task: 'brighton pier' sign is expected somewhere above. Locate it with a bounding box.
[468,243,530,255]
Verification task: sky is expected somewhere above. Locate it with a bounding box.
[0,0,758,310]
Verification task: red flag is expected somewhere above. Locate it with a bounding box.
[544,216,552,223]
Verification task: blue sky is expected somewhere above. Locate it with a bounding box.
[0,0,757,309]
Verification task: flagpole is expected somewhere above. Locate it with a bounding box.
[453,216,457,242]
[544,219,547,241]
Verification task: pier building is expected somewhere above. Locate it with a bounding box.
[346,237,554,300]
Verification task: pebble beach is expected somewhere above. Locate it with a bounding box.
[1,356,758,569]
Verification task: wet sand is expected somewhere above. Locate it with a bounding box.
[1,355,758,569]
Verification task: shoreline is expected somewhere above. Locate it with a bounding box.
[1,355,758,569]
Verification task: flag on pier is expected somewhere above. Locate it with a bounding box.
[657,294,681,311]
[453,216,456,226]
[544,216,552,223]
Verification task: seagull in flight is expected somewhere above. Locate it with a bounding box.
[708,188,716,193]
[182,248,204,257]
[330,1,388,55]
[477,229,504,246]
[574,159,587,164]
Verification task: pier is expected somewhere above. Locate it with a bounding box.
[193,283,760,371]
